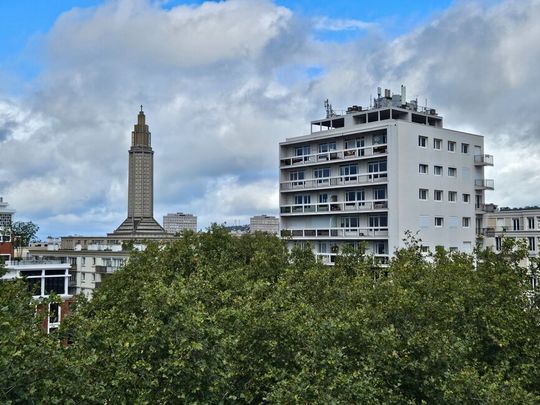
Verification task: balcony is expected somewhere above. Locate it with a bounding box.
[281,227,389,239]
[474,154,494,166]
[317,253,390,266]
[280,172,387,192]
[480,227,496,237]
[95,265,118,274]
[475,179,494,190]
[280,200,388,215]
[280,145,388,168]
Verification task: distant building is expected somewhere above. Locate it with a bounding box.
[250,215,279,234]
[1,260,72,333]
[483,206,540,257]
[0,197,15,262]
[163,213,197,234]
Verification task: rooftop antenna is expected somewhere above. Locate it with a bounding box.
[140,104,143,112]
[324,99,335,118]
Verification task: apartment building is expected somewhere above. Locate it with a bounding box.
[483,206,540,256]
[250,215,279,234]
[279,86,494,264]
[163,212,197,234]
[28,236,131,297]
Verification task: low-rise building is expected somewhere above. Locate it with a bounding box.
[0,197,15,263]
[1,260,72,333]
[163,212,197,234]
[250,215,279,234]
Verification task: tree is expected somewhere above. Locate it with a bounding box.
[2,230,540,402]
[8,221,39,258]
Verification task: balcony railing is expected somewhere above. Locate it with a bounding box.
[317,253,390,266]
[95,265,119,274]
[481,227,496,237]
[281,172,387,191]
[280,145,388,168]
[474,154,494,166]
[281,227,389,239]
[474,179,494,190]
[281,200,388,215]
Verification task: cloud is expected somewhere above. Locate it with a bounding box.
[1,0,540,238]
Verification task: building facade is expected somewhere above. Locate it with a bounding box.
[250,215,279,234]
[163,213,197,234]
[0,197,15,262]
[483,207,540,256]
[279,87,494,264]
[1,260,72,333]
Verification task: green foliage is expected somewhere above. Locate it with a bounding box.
[1,231,540,403]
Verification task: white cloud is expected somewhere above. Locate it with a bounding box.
[2,0,540,237]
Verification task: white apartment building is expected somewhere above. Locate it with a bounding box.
[163,212,197,234]
[250,215,279,234]
[279,87,494,264]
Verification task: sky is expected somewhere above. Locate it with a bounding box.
[0,0,539,239]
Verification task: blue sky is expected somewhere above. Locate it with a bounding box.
[1,0,539,239]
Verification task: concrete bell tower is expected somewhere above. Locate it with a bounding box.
[110,107,166,239]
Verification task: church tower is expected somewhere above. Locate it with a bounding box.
[110,107,166,238]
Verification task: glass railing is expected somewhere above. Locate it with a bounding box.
[280,200,388,214]
[280,172,388,191]
[280,144,388,167]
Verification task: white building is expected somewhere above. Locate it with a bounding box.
[250,215,279,234]
[279,86,493,264]
[163,213,197,234]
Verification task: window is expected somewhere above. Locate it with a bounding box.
[448,141,456,152]
[319,193,328,203]
[449,247,458,252]
[419,164,428,174]
[434,190,443,201]
[462,217,471,227]
[373,187,386,200]
[294,195,311,205]
[318,242,328,254]
[368,160,387,178]
[513,218,520,231]
[461,143,469,153]
[346,189,365,202]
[314,167,330,183]
[419,189,428,200]
[369,214,388,228]
[420,245,430,253]
[373,134,387,145]
[528,237,536,251]
[48,303,61,334]
[495,237,502,251]
[463,193,470,203]
[45,277,65,295]
[340,164,358,181]
[435,217,444,227]
[295,145,310,156]
[434,165,442,175]
[528,217,535,230]
[448,191,457,202]
[448,167,457,177]
[318,142,336,153]
[340,217,359,228]
[81,272,86,281]
[433,138,442,150]
[290,171,305,186]
[418,136,428,147]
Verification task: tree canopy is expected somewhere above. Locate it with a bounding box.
[1,228,539,403]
